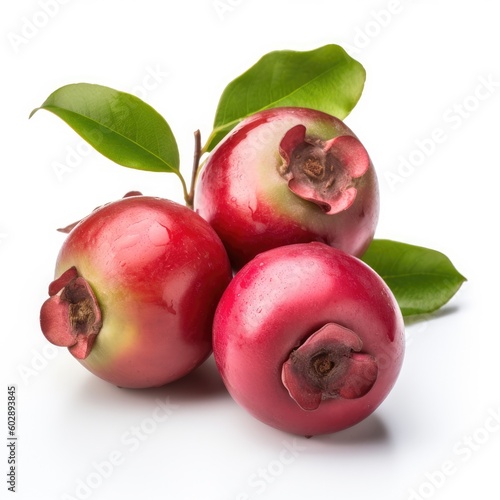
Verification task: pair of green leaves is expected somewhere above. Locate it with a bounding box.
[29,43,466,318]
[30,44,364,202]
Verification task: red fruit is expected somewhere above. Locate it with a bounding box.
[213,242,405,436]
[194,107,379,269]
[40,195,232,388]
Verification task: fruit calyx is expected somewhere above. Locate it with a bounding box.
[40,266,102,359]
[281,322,378,411]
[278,124,370,214]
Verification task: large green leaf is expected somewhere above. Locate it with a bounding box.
[361,239,467,317]
[204,44,366,152]
[30,83,180,175]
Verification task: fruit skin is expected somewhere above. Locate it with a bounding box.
[194,107,379,270]
[213,242,404,436]
[40,195,232,388]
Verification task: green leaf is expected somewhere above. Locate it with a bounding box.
[30,83,180,175]
[361,239,467,317]
[205,44,366,152]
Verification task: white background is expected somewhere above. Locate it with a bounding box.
[1,1,499,499]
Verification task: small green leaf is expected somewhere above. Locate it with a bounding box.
[361,239,467,317]
[30,83,180,175]
[205,44,366,152]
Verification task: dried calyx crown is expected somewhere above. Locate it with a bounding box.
[278,124,370,214]
[40,267,102,360]
[281,322,378,411]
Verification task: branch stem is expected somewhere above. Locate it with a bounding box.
[185,129,202,209]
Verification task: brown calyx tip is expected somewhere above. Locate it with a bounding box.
[303,158,325,179]
[40,267,102,360]
[311,353,335,377]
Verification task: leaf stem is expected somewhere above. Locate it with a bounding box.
[200,130,215,157]
[179,172,191,208]
[184,129,202,209]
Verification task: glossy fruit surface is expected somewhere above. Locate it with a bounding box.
[40,195,232,388]
[213,242,405,436]
[194,107,379,269]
